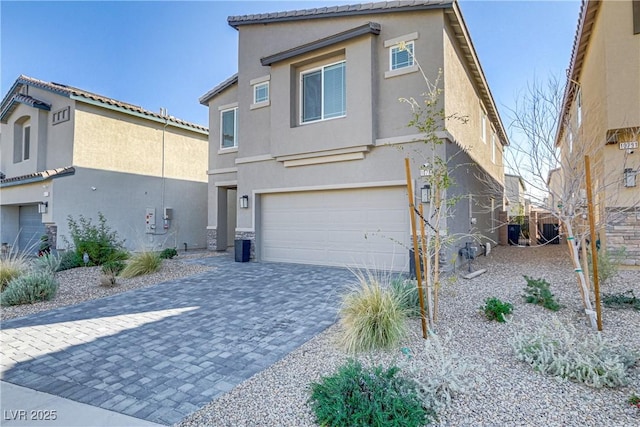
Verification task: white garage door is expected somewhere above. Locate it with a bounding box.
[261,187,409,271]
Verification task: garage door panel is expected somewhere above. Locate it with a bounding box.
[261,187,409,271]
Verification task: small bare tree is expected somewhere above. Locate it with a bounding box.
[503,75,640,329]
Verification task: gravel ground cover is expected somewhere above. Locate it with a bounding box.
[0,250,216,322]
[176,244,640,427]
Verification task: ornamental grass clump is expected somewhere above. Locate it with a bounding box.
[119,251,162,278]
[339,270,408,353]
[511,317,639,388]
[391,277,422,318]
[0,258,27,292]
[308,359,433,427]
[0,271,58,306]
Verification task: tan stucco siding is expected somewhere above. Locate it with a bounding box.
[73,104,207,182]
[443,24,503,185]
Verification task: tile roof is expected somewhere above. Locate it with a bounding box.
[0,166,76,188]
[228,0,453,27]
[199,74,238,106]
[0,75,208,132]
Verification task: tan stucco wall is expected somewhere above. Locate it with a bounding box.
[443,22,504,186]
[73,103,207,183]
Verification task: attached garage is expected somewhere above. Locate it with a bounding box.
[260,186,410,271]
[18,205,45,254]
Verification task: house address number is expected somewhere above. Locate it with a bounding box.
[619,141,639,150]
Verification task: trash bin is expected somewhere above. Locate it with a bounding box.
[409,249,424,279]
[234,239,250,262]
[507,224,521,245]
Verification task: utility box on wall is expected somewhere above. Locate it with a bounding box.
[145,208,156,233]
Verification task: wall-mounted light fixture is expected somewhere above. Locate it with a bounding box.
[421,184,431,203]
[38,201,48,214]
[624,168,637,187]
[239,195,249,209]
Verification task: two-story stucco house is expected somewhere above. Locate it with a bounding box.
[505,174,526,220]
[1,75,209,254]
[556,0,640,265]
[200,0,508,271]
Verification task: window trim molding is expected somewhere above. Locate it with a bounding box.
[252,81,270,107]
[383,32,419,79]
[299,59,346,125]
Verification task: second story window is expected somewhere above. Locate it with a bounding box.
[390,41,414,70]
[220,107,237,149]
[481,110,487,143]
[254,82,269,104]
[576,89,582,128]
[23,126,30,160]
[13,117,30,163]
[491,132,497,164]
[301,60,346,124]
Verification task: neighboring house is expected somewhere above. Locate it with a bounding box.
[0,75,209,254]
[200,0,508,271]
[556,0,640,265]
[505,174,526,220]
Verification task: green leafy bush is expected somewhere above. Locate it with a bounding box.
[66,213,125,266]
[308,359,432,427]
[511,318,638,388]
[119,252,162,278]
[602,290,640,311]
[0,271,58,306]
[391,277,422,317]
[339,270,408,353]
[482,297,513,322]
[522,276,562,311]
[159,248,178,259]
[403,330,475,412]
[56,250,84,271]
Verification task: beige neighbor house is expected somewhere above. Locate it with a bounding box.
[0,75,209,254]
[556,0,640,266]
[200,0,508,271]
[504,174,526,220]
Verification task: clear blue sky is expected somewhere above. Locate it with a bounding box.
[1,0,581,130]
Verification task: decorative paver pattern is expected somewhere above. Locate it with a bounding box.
[0,256,354,425]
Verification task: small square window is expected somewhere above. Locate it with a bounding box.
[254,82,269,104]
[390,41,414,71]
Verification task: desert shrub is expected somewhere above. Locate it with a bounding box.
[308,359,432,427]
[339,270,408,353]
[66,213,125,265]
[33,253,61,275]
[482,297,513,322]
[56,250,84,271]
[402,330,476,413]
[588,247,626,286]
[0,271,58,306]
[391,277,422,317]
[159,247,178,259]
[511,318,638,388]
[602,290,640,311]
[119,251,162,278]
[522,276,562,311]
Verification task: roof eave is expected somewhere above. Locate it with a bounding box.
[199,74,239,105]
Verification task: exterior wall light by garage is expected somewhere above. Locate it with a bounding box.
[421,184,431,203]
[239,195,249,209]
[38,201,48,214]
[624,168,637,187]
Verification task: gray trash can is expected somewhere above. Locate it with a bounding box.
[235,239,250,262]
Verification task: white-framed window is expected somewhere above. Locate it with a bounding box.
[568,130,573,154]
[481,110,487,143]
[576,89,582,128]
[13,118,30,163]
[390,41,414,71]
[254,82,269,104]
[491,132,497,164]
[300,60,346,124]
[220,107,237,149]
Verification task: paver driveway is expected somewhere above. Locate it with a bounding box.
[0,255,355,425]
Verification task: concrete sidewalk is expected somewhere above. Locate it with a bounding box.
[0,381,162,427]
